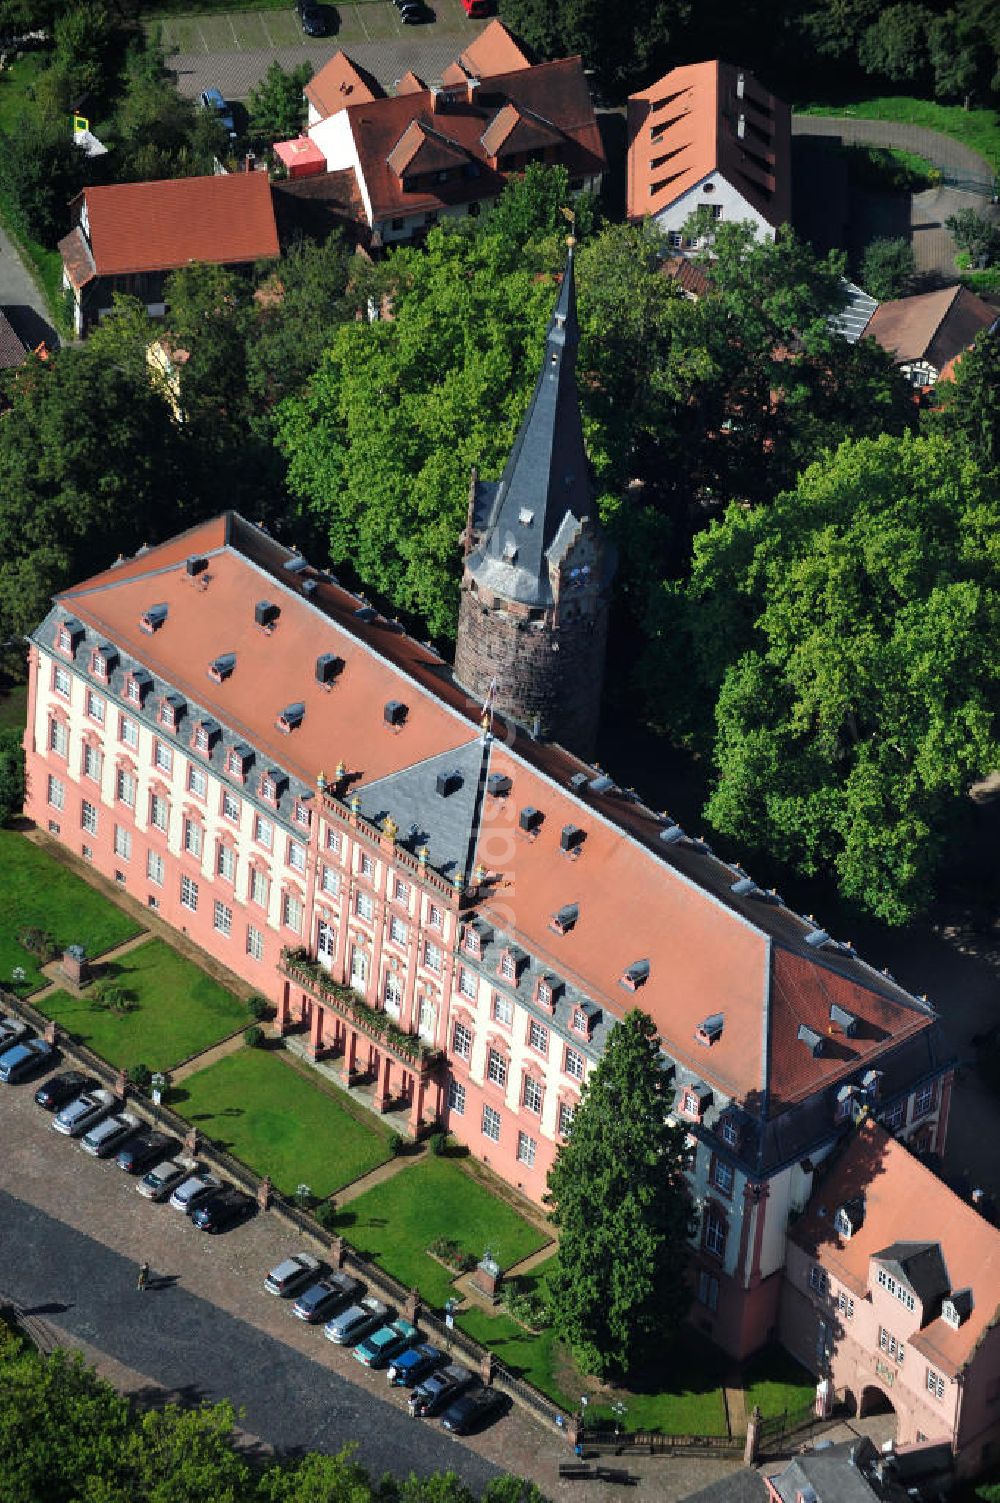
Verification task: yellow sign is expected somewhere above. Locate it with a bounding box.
[73,115,89,132]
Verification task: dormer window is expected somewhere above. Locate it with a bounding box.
[720,1116,740,1148]
[57,624,73,654]
[261,773,277,803]
[500,951,515,981]
[682,1090,700,1118]
[696,1014,724,1047]
[464,928,480,956]
[621,959,650,992]
[537,979,552,1007]
[159,701,176,730]
[226,745,252,781]
[571,1007,589,1035]
[294,799,311,829]
[942,1291,973,1328]
[276,702,305,734]
[55,617,83,657]
[90,644,117,679]
[208,654,236,684]
[550,903,578,935]
[140,603,168,634]
[124,669,151,707]
[834,1198,864,1239]
[193,722,212,754]
[797,1023,824,1057]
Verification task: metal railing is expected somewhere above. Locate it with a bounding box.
[583,1426,743,1458]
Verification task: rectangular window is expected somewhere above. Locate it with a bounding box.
[721,1117,740,1147]
[516,1131,536,1168]
[183,818,202,858]
[360,852,374,878]
[126,678,141,705]
[57,624,73,654]
[283,892,303,933]
[246,925,264,962]
[492,993,512,1026]
[154,741,173,774]
[879,1327,905,1363]
[113,825,131,861]
[254,814,273,849]
[294,802,310,829]
[523,1075,543,1114]
[116,768,135,807]
[482,1105,501,1142]
[146,850,164,886]
[564,1047,584,1081]
[447,1079,466,1116]
[389,914,407,946]
[187,764,207,798]
[913,1082,937,1119]
[571,1007,588,1034]
[423,940,442,972]
[558,1101,575,1137]
[697,1270,720,1312]
[383,972,403,1015]
[326,827,342,854]
[119,714,139,750]
[356,890,374,922]
[250,867,269,908]
[452,1021,472,1058]
[81,800,98,835]
[528,1018,548,1054]
[459,967,477,999]
[222,789,240,822]
[837,1290,855,1320]
[52,664,71,698]
[882,1100,905,1131]
[83,743,101,781]
[500,952,516,980]
[149,793,168,832]
[487,1049,507,1089]
[713,1158,735,1196]
[682,1090,700,1117]
[47,774,65,810]
[809,1266,829,1297]
[428,904,443,930]
[193,724,210,754]
[180,874,199,912]
[85,689,105,724]
[418,995,435,1041]
[926,1368,944,1400]
[704,1208,727,1259]
[213,900,232,938]
[394,877,409,903]
[216,843,235,883]
[321,865,341,897]
[288,839,306,874]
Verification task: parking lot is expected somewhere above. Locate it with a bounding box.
[158,0,488,99]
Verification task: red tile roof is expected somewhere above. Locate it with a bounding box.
[395,71,427,96]
[68,174,280,277]
[305,51,383,119]
[794,1119,1000,1375]
[458,20,531,78]
[627,61,791,229]
[862,285,996,371]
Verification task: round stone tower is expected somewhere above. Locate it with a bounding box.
[453,244,615,760]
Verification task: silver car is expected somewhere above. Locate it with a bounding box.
[80,1111,139,1158]
[169,1169,222,1212]
[52,1088,115,1137]
[264,1253,322,1297]
[324,1295,388,1345]
[0,1016,29,1050]
[137,1158,191,1201]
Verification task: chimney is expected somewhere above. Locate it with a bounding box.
[467,75,480,105]
[736,71,745,99]
[737,113,746,139]
[430,85,443,114]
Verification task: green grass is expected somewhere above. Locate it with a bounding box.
[742,1345,815,1420]
[337,1154,548,1306]
[843,143,940,192]
[172,1046,392,1196]
[0,684,27,733]
[0,55,74,333]
[797,96,1000,179]
[0,53,47,134]
[0,831,142,993]
[37,936,246,1070]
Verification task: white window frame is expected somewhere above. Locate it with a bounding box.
[180,874,199,912]
[246,925,264,961]
[492,993,512,1026]
[81,800,98,835]
[187,763,208,798]
[154,740,173,774]
[146,850,164,886]
[487,1049,507,1089]
[482,1104,501,1142]
[516,1131,537,1167]
[447,1079,466,1116]
[213,900,232,938]
[558,1101,575,1137]
[113,825,132,861]
[522,1075,543,1115]
[119,714,139,750]
[52,664,71,698]
[47,774,65,810]
[283,892,303,933]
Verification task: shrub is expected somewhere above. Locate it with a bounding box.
[387,1131,404,1157]
[859,236,915,300]
[314,1199,337,1230]
[500,1278,551,1331]
[18,927,58,961]
[428,1237,476,1273]
[246,994,270,1021]
[91,982,137,1015]
[127,1062,152,1090]
[428,1131,446,1157]
[244,1024,264,1049]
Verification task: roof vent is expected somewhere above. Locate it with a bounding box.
[589,774,615,794]
[829,1003,858,1036]
[659,821,685,846]
[797,1023,824,1057]
[140,603,168,633]
[315,652,343,686]
[301,579,318,597]
[551,903,579,935]
[255,600,279,629]
[560,824,585,853]
[696,1014,724,1046]
[569,772,589,791]
[208,653,236,683]
[502,540,518,563]
[518,507,534,526]
[436,769,463,798]
[621,959,650,992]
[283,555,308,575]
[519,806,543,833]
[487,772,512,797]
[384,699,407,727]
[354,605,377,622]
[730,875,760,895]
[185,555,208,576]
[805,927,831,948]
[276,702,305,733]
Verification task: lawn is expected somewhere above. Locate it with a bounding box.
[0,683,27,733]
[797,96,1000,178]
[742,1344,816,1420]
[337,1153,549,1307]
[37,936,246,1071]
[0,831,142,993]
[0,54,72,331]
[172,1046,392,1197]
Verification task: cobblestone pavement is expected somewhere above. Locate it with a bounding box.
[0,1070,743,1500]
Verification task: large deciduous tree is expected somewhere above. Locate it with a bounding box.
[546,1009,694,1378]
[498,0,689,101]
[247,60,313,147]
[928,326,1000,472]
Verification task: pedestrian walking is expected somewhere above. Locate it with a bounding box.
[137,1260,150,1292]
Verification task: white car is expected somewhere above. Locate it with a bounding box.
[137,1158,191,1202]
[264,1253,322,1298]
[80,1111,139,1158]
[169,1169,222,1212]
[324,1295,388,1345]
[52,1088,115,1137]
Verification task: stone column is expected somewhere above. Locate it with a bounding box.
[330,1234,345,1268]
[43,1019,57,1045]
[373,1054,392,1113]
[408,1077,426,1132]
[744,1404,761,1465]
[257,1176,272,1211]
[114,1067,128,1103]
[405,1286,421,1324]
[341,1028,357,1086]
[275,979,291,1035]
[309,1002,324,1059]
[480,1351,495,1386]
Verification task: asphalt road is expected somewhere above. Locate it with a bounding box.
[0,216,60,351]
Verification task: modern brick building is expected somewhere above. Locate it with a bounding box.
[23,264,955,1361]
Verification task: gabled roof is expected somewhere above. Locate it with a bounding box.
[627,60,791,229]
[387,119,472,179]
[65,174,280,277]
[480,101,564,158]
[57,224,97,290]
[305,50,383,118]
[793,1120,1000,1375]
[861,285,996,371]
[395,71,426,96]
[458,19,532,78]
[0,310,27,369]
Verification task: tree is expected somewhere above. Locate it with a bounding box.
[859,236,915,300]
[928,325,1000,471]
[247,60,313,146]
[652,432,1000,924]
[946,208,1000,269]
[857,3,931,82]
[246,235,352,419]
[497,0,689,101]
[0,729,24,826]
[546,1009,694,1378]
[0,110,89,246]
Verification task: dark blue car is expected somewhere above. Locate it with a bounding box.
[387,1342,443,1387]
[0,1037,56,1083]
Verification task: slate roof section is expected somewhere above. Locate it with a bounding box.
[66,174,280,277]
[627,60,791,229]
[873,1240,950,1311]
[793,1119,1000,1376]
[305,50,384,119]
[768,1438,886,1503]
[0,310,27,369]
[861,285,997,372]
[355,740,488,881]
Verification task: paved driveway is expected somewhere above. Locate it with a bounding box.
[162,0,487,98]
[0,217,60,350]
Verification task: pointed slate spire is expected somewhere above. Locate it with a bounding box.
[465,240,595,607]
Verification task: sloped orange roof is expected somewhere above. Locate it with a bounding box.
[387,120,472,179]
[395,71,427,96]
[305,50,383,119]
[459,19,531,79]
[480,101,564,158]
[627,60,791,229]
[862,285,996,370]
[73,174,280,277]
[794,1119,1000,1376]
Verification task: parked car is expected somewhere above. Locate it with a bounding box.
[191,1186,256,1233]
[0,1016,29,1050]
[35,1070,96,1110]
[168,1169,222,1212]
[412,1363,474,1416]
[388,1342,444,1387]
[264,1253,322,1298]
[297,0,327,36]
[0,1037,57,1084]
[354,1317,418,1369]
[324,1294,388,1345]
[80,1111,140,1158]
[198,86,236,138]
[400,3,431,21]
[52,1088,116,1137]
[137,1158,190,1202]
[440,1383,506,1434]
[292,1272,362,1323]
[116,1130,177,1175]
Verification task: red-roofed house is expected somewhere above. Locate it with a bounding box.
[781,1119,1000,1475]
[861,284,997,387]
[58,173,280,336]
[628,61,791,248]
[304,50,384,127]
